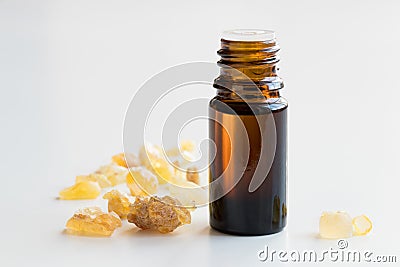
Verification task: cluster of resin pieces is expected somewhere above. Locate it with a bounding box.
[102,190,191,233]
[60,141,206,236]
[65,192,191,235]
[319,211,372,239]
[58,141,204,204]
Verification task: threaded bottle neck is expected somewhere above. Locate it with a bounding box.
[214,30,284,97]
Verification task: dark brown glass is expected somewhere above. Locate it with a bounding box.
[209,37,288,235]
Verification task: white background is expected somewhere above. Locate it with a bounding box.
[1,0,400,266]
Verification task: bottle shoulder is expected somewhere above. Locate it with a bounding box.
[210,96,288,115]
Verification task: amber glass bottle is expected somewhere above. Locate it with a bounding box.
[209,30,287,235]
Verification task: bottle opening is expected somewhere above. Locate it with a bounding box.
[221,29,275,42]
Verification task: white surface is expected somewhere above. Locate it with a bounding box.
[1,0,400,266]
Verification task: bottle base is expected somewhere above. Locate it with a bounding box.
[210,223,285,236]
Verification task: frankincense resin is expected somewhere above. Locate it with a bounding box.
[127,196,191,233]
[66,207,122,236]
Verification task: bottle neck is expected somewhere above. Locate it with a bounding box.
[214,38,284,99]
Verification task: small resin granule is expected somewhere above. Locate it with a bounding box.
[95,163,129,186]
[103,190,132,219]
[75,173,112,188]
[319,211,353,239]
[127,196,191,233]
[126,167,158,196]
[186,167,200,185]
[352,215,372,236]
[111,152,140,168]
[59,181,101,200]
[65,207,122,236]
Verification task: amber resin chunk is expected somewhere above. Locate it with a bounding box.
[95,163,128,186]
[165,140,196,157]
[59,181,101,200]
[65,207,122,236]
[186,167,200,185]
[103,190,131,219]
[111,152,140,168]
[75,173,112,188]
[319,211,353,239]
[126,197,152,230]
[127,196,191,233]
[138,143,175,184]
[126,167,158,196]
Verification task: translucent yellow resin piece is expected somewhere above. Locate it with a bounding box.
[65,207,122,236]
[352,215,372,236]
[319,211,353,239]
[111,152,140,168]
[59,181,101,200]
[186,167,200,185]
[95,163,129,186]
[138,144,174,184]
[75,173,112,188]
[126,167,158,196]
[103,190,131,219]
[166,140,196,157]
